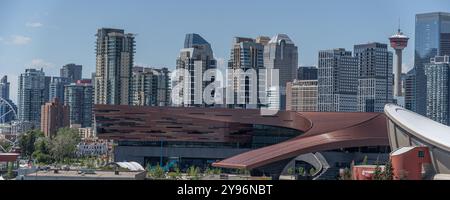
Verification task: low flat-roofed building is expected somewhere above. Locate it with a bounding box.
[352,165,386,180]
[22,170,146,180]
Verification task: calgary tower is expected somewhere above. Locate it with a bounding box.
[389,27,409,97]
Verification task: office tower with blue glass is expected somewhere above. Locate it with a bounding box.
[412,12,450,115]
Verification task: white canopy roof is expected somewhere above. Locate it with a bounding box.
[115,162,144,171]
[384,104,450,151]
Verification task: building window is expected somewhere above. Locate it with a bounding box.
[418,150,425,158]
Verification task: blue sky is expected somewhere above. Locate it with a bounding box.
[1,0,450,103]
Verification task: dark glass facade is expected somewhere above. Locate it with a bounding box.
[297,66,318,80]
[413,12,450,115]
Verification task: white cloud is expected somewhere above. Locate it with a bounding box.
[30,59,54,69]
[25,22,43,28]
[2,35,32,45]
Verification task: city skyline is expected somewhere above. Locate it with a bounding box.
[2,0,450,103]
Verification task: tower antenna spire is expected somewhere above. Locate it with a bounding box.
[398,18,401,33]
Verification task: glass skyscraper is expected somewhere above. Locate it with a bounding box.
[297,66,318,80]
[318,48,358,112]
[48,76,70,102]
[264,34,298,110]
[64,80,93,128]
[175,33,216,107]
[227,37,266,109]
[130,66,171,107]
[18,68,47,127]
[60,63,82,83]
[355,42,393,113]
[94,28,135,105]
[413,12,450,115]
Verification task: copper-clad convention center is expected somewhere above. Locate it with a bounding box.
[94,105,389,176]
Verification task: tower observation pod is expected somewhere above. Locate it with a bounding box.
[389,28,409,97]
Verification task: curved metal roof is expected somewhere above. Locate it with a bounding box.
[94,105,388,170]
[268,34,294,45]
[213,112,388,169]
[115,162,145,171]
[384,104,450,152]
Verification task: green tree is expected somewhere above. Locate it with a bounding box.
[373,163,383,180]
[174,166,182,179]
[187,165,200,180]
[309,168,316,176]
[18,129,44,158]
[238,168,250,176]
[298,167,305,176]
[213,168,221,175]
[339,167,352,180]
[50,127,81,163]
[32,137,52,164]
[204,167,211,175]
[287,167,295,175]
[149,164,165,179]
[383,159,394,180]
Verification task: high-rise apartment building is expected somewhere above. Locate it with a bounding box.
[286,79,318,112]
[175,33,216,107]
[18,68,47,127]
[318,48,358,112]
[227,37,265,109]
[64,80,93,128]
[130,66,170,106]
[256,36,270,46]
[297,66,318,80]
[412,12,450,115]
[425,56,450,125]
[354,42,393,113]
[43,76,51,103]
[94,28,135,105]
[60,63,82,83]
[49,77,70,102]
[40,98,69,137]
[264,34,298,110]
